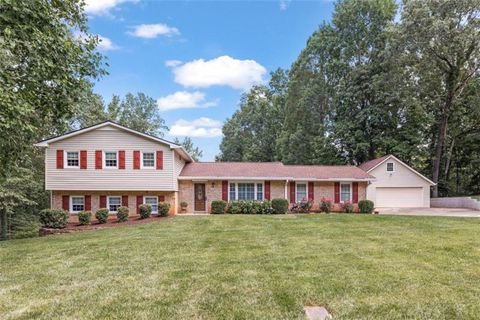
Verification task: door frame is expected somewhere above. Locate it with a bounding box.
[193,183,206,212]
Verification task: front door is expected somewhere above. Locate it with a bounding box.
[194,183,206,212]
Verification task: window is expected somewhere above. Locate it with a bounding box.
[144,196,158,213]
[142,152,155,168]
[105,152,117,168]
[386,162,395,172]
[108,196,121,212]
[296,183,307,201]
[66,151,79,167]
[228,182,263,201]
[71,196,84,212]
[340,183,351,202]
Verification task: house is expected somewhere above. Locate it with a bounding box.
[35,121,433,221]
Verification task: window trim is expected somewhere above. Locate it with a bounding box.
[107,196,122,213]
[64,151,80,169]
[70,195,85,213]
[295,182,308,202]
[227,181,264,201]
[141,151,156,169]
[386,162,395,173]
[143,196,159,214]
[340,182,352,202]
[104,151,118,169]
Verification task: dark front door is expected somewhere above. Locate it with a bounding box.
[194,183,206,212]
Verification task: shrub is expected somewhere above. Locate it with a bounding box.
[298,200,313,213]
[226,200,272,214]
[39,209,68,229]
[159,203,170,217]
[180,201,188,208]
[271,198,289,214]
[320,197,332,213]
[358,200,374,214]
[95,208,109,224]
[78,211,92,225]
[9,214,41,239]
[226,201,242,214]
[341,200,354,213]
[116,206,129,222]
[211,200,227,214]
[139,204,152,219]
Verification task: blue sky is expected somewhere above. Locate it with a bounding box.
[85,0,335,160]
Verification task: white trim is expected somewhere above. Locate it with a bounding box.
[140,151,156,169]
[386,162,395,173]
[340,182,352,202]
[143,196,159,214]
[366,155,435,185]
[103,151,118,169]
[107,196,122,213]
[178,176,375,182]
[70,195,85,213]
[227,181,264,201]
[64,151,80,169]
[295,181,308,202]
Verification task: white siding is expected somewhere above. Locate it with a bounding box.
[366,158,431,207]
[45,125,179,191]
[173,153,185,190]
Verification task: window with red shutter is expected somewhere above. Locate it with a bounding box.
[289,181,296,203]
[122,195,129,207]
[100,195,106,208]
[136,195,143,214]
[80,150,87,169]
[308,182,314,201]
[133,151,140,169]
[85,195,91,210]
[352,182,359,203]
[119,150,125,169]
[62,195,69,211]
[222,181,228,201]
[156,151,163,170]
[334,182,340,203]
[95,150,102,169]
[264,181,271,200]
[57,150,64,169]
[158,195,165,202]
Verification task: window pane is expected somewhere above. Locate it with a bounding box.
[144,196,158,212]
[229,183,236,201]
[387,163,394,172]
[256,183,263,200]
[238,183,255,200]
[296,184,307,201]
[108,197,121,212]
[341,184,351,202]
[67,152,79,167]
[105,152,117,167]
[71,196,84,212]
[143,152,155,167]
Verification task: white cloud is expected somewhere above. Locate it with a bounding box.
[128,24,180,39]
[156,91,218,112]
[279,0,291,10]
[84,0,135,15]
[165,60,182,67]
[169,55,267,90]
[169,117,223,138]
[97,35,119,51]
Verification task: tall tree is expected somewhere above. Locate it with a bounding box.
[174,137,203,161]
[401,0,480,197]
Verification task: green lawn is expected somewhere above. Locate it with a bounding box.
[1,215,479,320]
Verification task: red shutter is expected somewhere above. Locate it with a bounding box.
[222,181,228,201]
[352,182,359,203]
[95,150,102,169]
[334,182,340,203]
[158,195,165,202]
[100,195,106,208]
[156,151,163,170]
[136,195,143,214]
[122,195,128,207]
[308,182,314,201]
[119,150,125,169]
[85,195,91,211]
[80,150,87,169]
[62,195,69,211]
[56,150,64,169]
[265,181,271,200]
[289,181,296,203]
[133,151,140,169]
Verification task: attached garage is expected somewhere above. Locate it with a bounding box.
[376,187,424,208]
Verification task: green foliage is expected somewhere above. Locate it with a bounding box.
[8,214,41,239]
[116,206,129,222]
[341,201,354,214]
[226,201,273,214]
[271,198,289,214]
[211,200,227,214]
[95,208,109,224]
[158,203,170,217]
[39,209,68,229]
[291,200,313,213]
[320,197,333,213]
[174,137,203,161]
[78,211,92,225]
[139,204,152,219]
[180,201,188,208]
[358,200,374,214]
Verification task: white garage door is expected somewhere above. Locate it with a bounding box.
[376,187,423,207]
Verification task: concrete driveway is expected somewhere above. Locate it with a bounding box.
[378,207,480,217]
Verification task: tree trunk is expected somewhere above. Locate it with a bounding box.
[0,207,7,241]
[432,109,450,198]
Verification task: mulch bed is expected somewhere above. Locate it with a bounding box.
[40,216,170,236]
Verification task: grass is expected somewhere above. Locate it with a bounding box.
[1,214,479,320]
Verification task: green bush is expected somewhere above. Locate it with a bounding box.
[180,201,188,209]
[358,200,374,214]
[116,206,129,222]
[320,197,332,213]
[95,208,109,224]
[211,200,227,214]
[9,214,41,239]
[271,198,289,214]
[341,201,354,213]
[159,203,170,217]
[226,200,273,214]
[78,211,92,225]
[298,200,313,213]
[39,209,68,229]
[139,204,152,219]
